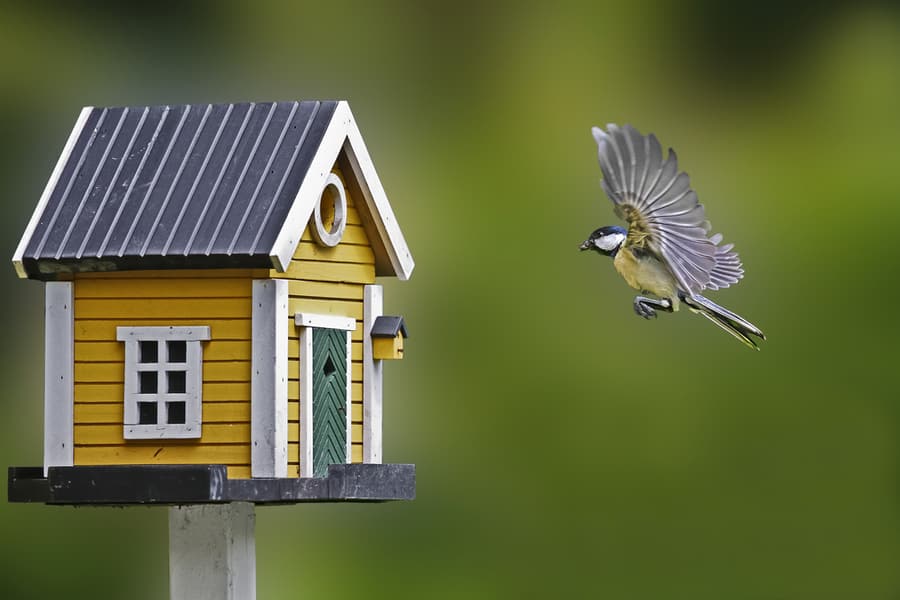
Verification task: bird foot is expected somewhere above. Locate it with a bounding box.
[633,299,657,319]
[633,296,671,320]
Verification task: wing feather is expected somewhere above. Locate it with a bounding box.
[705,234,744,290]
[646,150,680,202]
[635,131,651,199]
[641,134,665,197]
[605,125,629,196]
[593,123,740,294]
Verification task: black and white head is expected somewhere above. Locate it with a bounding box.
[580,225,627,257]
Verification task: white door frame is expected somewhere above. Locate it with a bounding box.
[295,313,354,477]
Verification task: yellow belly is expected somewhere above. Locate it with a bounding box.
[613,248,679,304]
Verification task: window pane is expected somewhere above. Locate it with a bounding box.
[139,371,158,394]
[168,371,186,394]
[168,340,187,363]
[138,402,157,424]
[167,401,186,425]
[139,341,158,363]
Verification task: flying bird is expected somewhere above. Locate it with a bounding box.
[580,124,765,349]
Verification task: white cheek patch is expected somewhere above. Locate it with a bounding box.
[595,233,625,251]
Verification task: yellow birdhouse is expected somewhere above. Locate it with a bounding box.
[371,316,407,360]
[8,100,415,505]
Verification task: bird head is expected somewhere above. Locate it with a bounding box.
[580,225,626,257]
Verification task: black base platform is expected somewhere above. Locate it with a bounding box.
[8,463,415,506]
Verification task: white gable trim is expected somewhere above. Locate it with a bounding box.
[269,101,415,280]
[13,107,93,279]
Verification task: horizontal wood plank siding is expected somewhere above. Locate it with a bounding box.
[76,401,250,423]
[72,270,255,478]
[68,158,377,480]
[283,167,372,476]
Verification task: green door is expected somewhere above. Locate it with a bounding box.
[312,327,347,477]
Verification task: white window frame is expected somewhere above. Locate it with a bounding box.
[295,313,355,477]
[116,326,210,439]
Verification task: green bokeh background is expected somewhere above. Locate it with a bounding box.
[2,2,900,598]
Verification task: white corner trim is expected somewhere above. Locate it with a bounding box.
[14,107,93,279]
[363,285,383,464]
[169,502,256,600]
[294,312,356,331]
[44,281,74,476]
[268,101,414,280]
[251,280,288,478]
[298,325,313,477]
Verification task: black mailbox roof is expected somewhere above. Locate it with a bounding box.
[371,315,407,338]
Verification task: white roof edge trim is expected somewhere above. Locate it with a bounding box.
[270,101,351,272]
[341,111,415,281]
[13,106,94,279]
[269,101,415,280]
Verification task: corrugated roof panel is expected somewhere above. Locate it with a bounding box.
[23,109,101,261]
[102,104,190,257]
[18,100,344,278]
[30,107,117,259]
[81,106,168,258]
[143,103,235,256]
[160,102,258,256]
[233,100,330,255]
[247,100,336,255]
[181,101,282,256]
[197,101,298,256]
[62,107,150,259]
[118,104,211,258]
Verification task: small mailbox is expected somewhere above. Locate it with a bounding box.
[371,316,407,360]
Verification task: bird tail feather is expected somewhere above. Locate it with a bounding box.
[683,294,765,350]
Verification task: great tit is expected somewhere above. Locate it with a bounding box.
[580,124,766,350]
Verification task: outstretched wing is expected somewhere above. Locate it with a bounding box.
[592,123,738,294]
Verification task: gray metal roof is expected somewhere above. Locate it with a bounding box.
[17,101,338,278]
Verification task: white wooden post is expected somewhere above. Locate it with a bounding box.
[169,502,256,600]
[363,285,383,463]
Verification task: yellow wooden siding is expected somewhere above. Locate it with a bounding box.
[70,160,376,480]
[73,272,254,478]
[283,166,372,476]
[76,401,249,423]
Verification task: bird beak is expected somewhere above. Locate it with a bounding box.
[579,240,591,251]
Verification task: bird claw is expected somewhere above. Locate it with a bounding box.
[633,301,657,319]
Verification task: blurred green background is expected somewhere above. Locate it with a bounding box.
[2,1,900,598]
